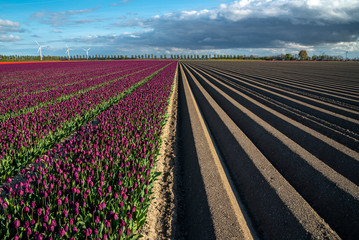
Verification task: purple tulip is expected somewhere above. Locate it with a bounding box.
[85,228,92,237]
[63,209,68,217]
[59,228,66,238]
[37,208,42,216]
[42,223,47,231]
[95,216,100,224]
[26,227,32,236]
[50,219,56,227]
[45,206,50,215]
[24,206,30,213]
[105,220,111,228]
[74,208,79,216]
[14,219,20,229]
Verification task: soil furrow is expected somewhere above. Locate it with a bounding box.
[191,63,359,133]
[197,62,359,94]
[179,64,256,240]
[180,61,359,239]
[195,63,359,107]
[180,63,340,240]
[199,65,359,119]
[201,61,359,90]
[185,64,359,185]
[194,64,359,148]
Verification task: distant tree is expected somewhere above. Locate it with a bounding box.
[299,50,308,60]
[285,53,293,60]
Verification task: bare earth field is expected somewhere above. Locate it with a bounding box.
[149,61,359,240]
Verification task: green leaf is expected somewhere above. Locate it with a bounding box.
[99,223,104,235]
[129,234,143,240]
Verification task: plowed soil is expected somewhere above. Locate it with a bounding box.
[141,61,359,240]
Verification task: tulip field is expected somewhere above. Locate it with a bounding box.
[0,61,177,239]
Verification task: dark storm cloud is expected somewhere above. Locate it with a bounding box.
[127,16,359,49]
[72,0,359,50]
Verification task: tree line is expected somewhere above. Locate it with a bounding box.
[0,50,355,62]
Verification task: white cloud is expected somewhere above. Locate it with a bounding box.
[30,7,100,27]
[325,41,359,52]
[0,19,20,27]
[156,0,359,23]
[0,34,21,42]
[0,19,22,33]
[276,41,315,51]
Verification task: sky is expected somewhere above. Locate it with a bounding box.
[1,0,359,58]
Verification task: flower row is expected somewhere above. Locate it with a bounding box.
[0,61,162,115]
[0,61,171,183]
[0,61,177,239]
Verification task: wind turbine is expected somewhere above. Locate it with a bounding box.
[83,48,90,60]
[35,41,47,61]
[65,44,73,60]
